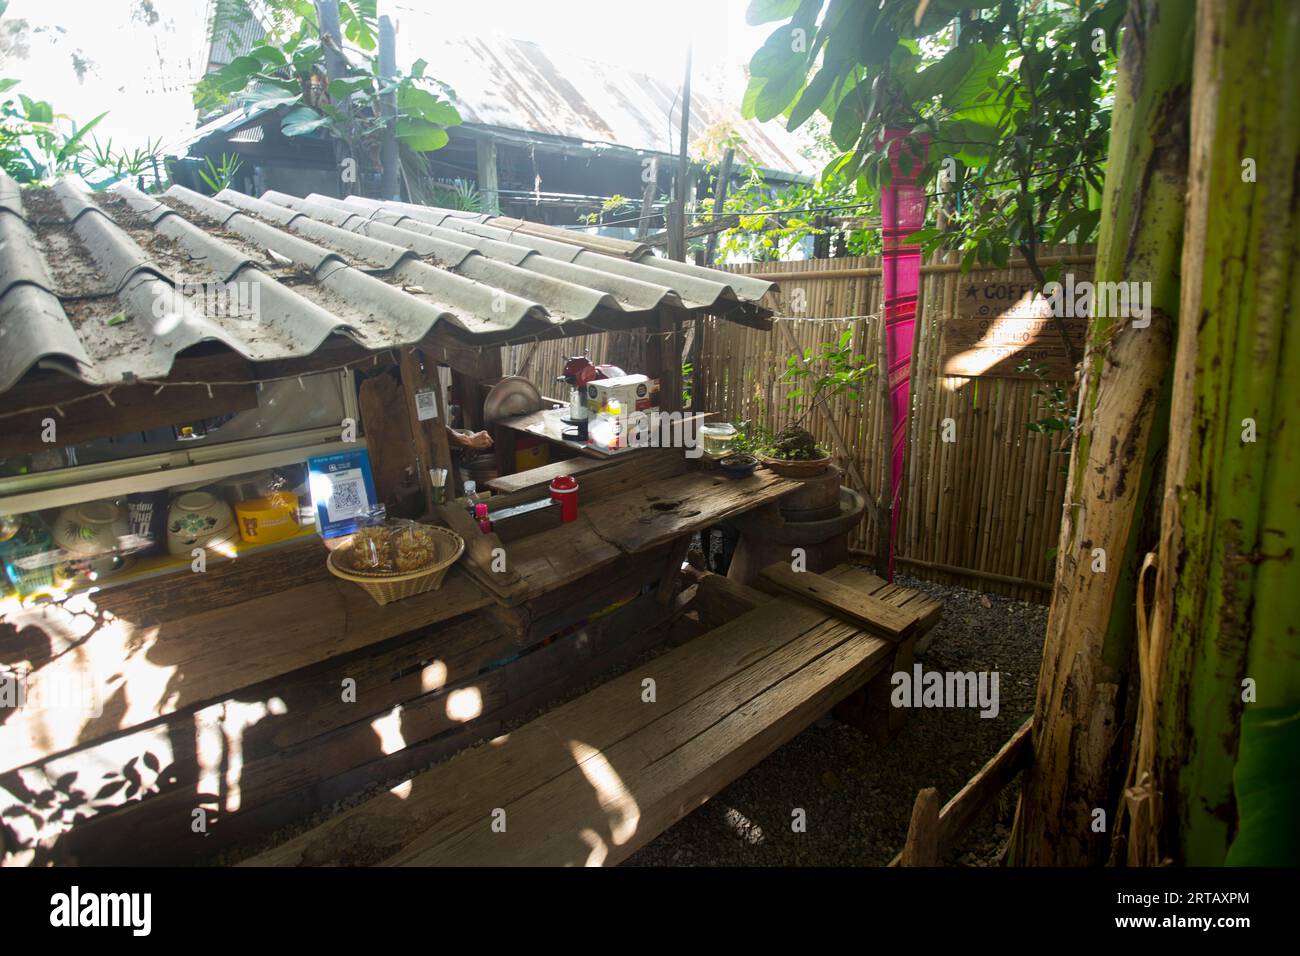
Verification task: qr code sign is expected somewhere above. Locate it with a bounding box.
[415,389,438,421]
[327,478,366,521]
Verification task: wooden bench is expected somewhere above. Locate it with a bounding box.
[247,565,942,867]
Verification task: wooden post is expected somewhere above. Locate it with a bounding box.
[636,156,659,240]
[900,787,940,866]
[647,311,684,414]
[476,138,500,215]
[314,0,355,197]
[378,16,400,201]
[703,147,733,266]
[668,43,692,263]
[399,348,454,510]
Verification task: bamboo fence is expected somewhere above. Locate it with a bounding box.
[500,246,1094,602]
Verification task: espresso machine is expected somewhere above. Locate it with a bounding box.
[557,354,624,440]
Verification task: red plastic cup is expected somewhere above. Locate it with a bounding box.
[550,475,579,522]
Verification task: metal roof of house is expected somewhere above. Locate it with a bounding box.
[188,30,815,179]
[408,36,817,178]
[0,173,774,395]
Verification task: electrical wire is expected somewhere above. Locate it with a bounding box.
[559,158,1104,231]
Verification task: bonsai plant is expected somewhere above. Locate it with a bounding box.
[761,329,874,476]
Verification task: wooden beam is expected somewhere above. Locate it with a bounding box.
[0,353,258,458]
[668,43,692,263]
[357,367,417,514]
[690,570,774,628]
[847,548,1054,593]
[485,456,607,496]
[644,214,741,248]
[378,16,400,201]
[656,536,692,605]
[636,156,659,240]
[899,787,941,866]
[735,255,1098,282]
[887,718,1034,866]
[475,138,500,215]
[704,147,734,267]
[399,348,452,511]
[759,563,936,641]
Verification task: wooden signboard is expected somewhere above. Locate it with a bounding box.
[940,275,1088,380]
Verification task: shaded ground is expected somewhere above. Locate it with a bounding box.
[227,568,1046,866]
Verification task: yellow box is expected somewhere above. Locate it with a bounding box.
[235,493,300,544]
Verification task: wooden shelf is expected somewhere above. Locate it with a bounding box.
[0,536,493,774]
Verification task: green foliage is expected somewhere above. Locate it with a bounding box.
[84,137,166,181]
[1020,359,1074,473]
[729,418,776,457]
[767,423,828,461]
[1225,706,1300,866]
[0,83,107,184]
[194,0,459,188]
[741,0,1123,282]
[430,178,481,212]
[710,163,879,261]
[0,79,166,190]
[196,152,243,193]
[780,325,874,437]
[580,193,632,226]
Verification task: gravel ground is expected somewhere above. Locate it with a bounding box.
[623,571,1047,867]
[226,568,1046,866]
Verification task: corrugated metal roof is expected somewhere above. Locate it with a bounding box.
[0,173,774,395]
[417,36,817,178]
[184,33,815,179]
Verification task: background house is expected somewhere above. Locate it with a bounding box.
[174,28,816,233]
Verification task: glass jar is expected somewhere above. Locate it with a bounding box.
[700,423,738,458]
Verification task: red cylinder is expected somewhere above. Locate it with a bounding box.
[550,475,579,522]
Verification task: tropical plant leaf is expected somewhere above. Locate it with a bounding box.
[395,118,449,152]
[1225,705,1300,866]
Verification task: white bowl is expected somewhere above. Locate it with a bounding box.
[53,500,135,582]
[167,491,237,555]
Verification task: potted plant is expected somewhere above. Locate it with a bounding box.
[759,329,874,477]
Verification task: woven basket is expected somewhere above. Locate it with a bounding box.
[327,525,464,606]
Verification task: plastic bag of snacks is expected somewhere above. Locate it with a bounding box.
[347,518,439,575]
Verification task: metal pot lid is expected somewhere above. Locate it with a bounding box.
[483,376,544,424]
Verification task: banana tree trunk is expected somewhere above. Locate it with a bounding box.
[1139,0,1300,866]
[1009,0,1193,866]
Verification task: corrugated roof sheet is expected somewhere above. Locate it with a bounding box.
[414,36,817,178]
[0,173,774,395]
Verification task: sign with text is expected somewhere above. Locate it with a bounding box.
[941,275,1088,380]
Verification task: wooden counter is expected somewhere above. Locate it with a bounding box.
[0,452,800,865]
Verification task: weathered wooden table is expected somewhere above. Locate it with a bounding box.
[0,449,799,865]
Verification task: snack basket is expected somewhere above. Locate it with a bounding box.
[326,524,464,606]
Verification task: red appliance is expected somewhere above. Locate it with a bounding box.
[557,355,625,389]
